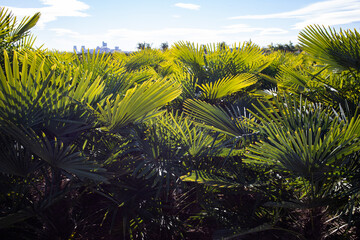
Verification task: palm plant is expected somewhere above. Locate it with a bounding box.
[0,50,108,238]
[299,25,360,72]
[3,7,360,238]
[170,41,268,103]
[95,110,224,238]
[244,95,360,238]
[0,7,40,65]
[277,25,360,114]
[0,46,184,238]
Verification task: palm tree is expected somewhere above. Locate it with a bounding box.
[0,7,40,65]
[160,42,169,51]
[0,45,182,238]
[179,25,360,239]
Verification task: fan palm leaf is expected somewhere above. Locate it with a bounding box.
[184,99,255,138]
[0,51,105,127]
[1,122,107,182]
[9,12,40,43]
[299,25,360,72]
[245,95,360,198]
[156,111,216,157]
[95,78,182,132]
[199,73,257,100]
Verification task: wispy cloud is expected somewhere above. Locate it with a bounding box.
[223,24,288,35]
[4,0,90,28]
[174,3,201,10]
[230,0,360,29]
[51,28,81,37]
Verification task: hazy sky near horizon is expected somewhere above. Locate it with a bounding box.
[2,0,360,51]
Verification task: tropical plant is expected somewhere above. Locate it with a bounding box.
[2,9,360,239]
[0,7,40,65]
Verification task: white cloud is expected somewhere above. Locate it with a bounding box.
[222,24,288,35]
[174,3,201,10]
[230,0,360,29]
[51,28,81,37]
[222,24,258,33]
[3,0,90,28]
[258,28,289,35]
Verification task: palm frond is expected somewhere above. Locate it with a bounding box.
[180,170,242,188]
[96,78,182,132]
[199,73,257,100]
[184,99,255,138]
[156,111,217,157]
[299,25,360,72]
[10,12,40,42]
[0,51,105,127]
[2,122,107,182]
[245,95,360,197]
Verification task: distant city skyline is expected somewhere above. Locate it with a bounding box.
[2,0,360,51]
[73,41,124,54]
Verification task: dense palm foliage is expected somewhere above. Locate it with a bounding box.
[1,9,360,239]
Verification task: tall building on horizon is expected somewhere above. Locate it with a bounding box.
[73,42,124,54]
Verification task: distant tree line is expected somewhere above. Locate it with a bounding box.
[137,42,169,51]
[263,41,302,53]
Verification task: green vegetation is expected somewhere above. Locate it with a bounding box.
[1,9,360,240]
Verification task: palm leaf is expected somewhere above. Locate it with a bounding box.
[0,8,14,39]
[156,111,217,157]
[198,73,257,100]
[0,51,105,127]
[245,95,360,197]
[184,99,255,138]
[180,170,242,188]
[299,25,360,72]
[96,78,182,132]
[10,12,40,42]
[2,122,107,182]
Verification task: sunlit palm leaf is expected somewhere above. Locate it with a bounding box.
[199,73,257,100]
[180,170,242,188]
[0,8,13,39]
[184,99,254,138]
[96,78,182,132]
[299,25,360,72]
[0,51,105,126]
[156,111,216,157]
[172,41,206,81]
[245,95,360,196]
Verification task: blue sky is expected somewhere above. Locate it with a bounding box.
[2,0,360,51]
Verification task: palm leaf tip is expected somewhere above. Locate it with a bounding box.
[199,73,257,100]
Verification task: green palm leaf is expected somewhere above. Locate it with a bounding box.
[198,73,257,100]
[299,25,360,72]
[180,170,242,188]
[96,78,182,132]
[184,99,254,138]
[245,95,360,197]
[0,51,105,127]
[156,111,216,157]
[2,122,107,182]
[10,12,40,42]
